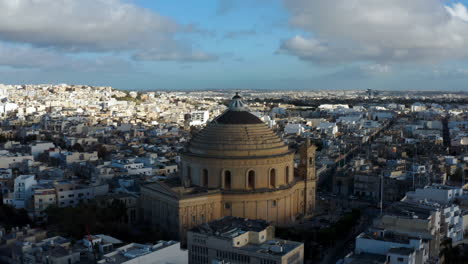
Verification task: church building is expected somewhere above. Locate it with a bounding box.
[140,93,317,241]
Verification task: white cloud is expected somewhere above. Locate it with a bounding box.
[133,50,218,62]
[446,3,468,22]
[431,66,468,78]
[0,44,132,72]
[280,0,468,64]
[0,0,214,62]
[361,64,391,74]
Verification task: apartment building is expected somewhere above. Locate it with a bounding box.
[188,217,304,264]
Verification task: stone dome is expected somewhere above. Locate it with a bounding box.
[185,94,290,158]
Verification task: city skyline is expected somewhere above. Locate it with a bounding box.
[2,0,468,91]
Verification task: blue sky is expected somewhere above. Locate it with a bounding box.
[1,0,468,91]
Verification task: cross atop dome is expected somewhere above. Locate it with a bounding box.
[228,92,248,111]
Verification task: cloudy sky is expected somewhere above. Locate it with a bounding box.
[1,0,468,91]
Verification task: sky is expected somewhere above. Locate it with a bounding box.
[1,0,468,91]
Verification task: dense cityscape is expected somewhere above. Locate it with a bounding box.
[0,83,466,264]
[3,0,468,263]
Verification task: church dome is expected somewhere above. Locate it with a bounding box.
[185,93,290,158]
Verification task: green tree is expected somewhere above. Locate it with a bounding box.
[72,143,84,152]
[0,205,32,230]
[451,167,463,182]
[97,145,109,160]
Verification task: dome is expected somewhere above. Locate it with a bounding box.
[185,94,290,158]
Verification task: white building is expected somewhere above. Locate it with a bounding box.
[56,183,109,208]
[352,230,428,264]
[13,175,37,208]
[284,123,305,135]
[188,217,304,264]
[0,102,19,115]
[83,234,123,254]
[98,241,187,264]
[404,185,465,242]
[112,159,152,176]
[318,104,349,110]
[30,141,55,158]
[189,111,209,126]
[405,184,463,204]
[0,151,34,169]
[411,103,426,112]
[361,120,381,129]
[336,116,362,126]
[316,122,338,137]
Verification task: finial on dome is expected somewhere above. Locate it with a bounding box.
[229,92,248,111]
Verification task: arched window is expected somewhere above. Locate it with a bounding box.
[269,169,276,188]
[224,170,232,189]
[202,169,208,187]
[285,166,290,184]
[248,170,255,189]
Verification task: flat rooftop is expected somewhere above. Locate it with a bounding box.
[237,239,302,257]
[100,241,180,264]
[358,231,420,245]
[192,217,302,257]
[423,184,462,191]
[385,201,433,219]
[191,216,270,236]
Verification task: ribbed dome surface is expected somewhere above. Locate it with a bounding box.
[186,110,290,158]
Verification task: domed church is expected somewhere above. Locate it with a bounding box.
[141,93,317,241]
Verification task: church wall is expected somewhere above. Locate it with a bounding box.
[141,138,317,243]
[181,153,295,190]
[141,178,315,243]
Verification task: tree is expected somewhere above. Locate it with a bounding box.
[97,145,109,160]
[37,152,50,163]
[72,143,84,152]
[0,205,32,230]
[451,167,463,182]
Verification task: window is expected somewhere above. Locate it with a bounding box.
[397,257,404,262]
[285,166,290,183]
[224,203,231,209]
[269,169,276,188]
[248,170,255,189]
[272,200,277,207]
[224,170,232,189]
[202,169,208,187]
